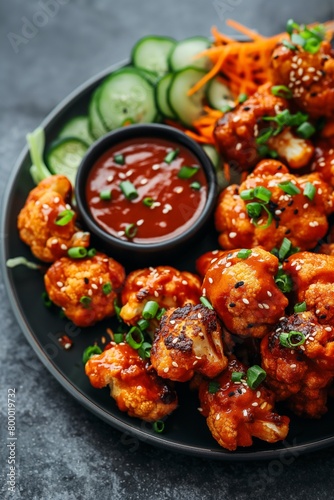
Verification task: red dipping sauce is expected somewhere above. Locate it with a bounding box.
[85,137,208,244]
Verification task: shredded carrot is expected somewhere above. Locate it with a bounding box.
[185,130,214,144]
[187,48,230,97]
[211,25,234,44]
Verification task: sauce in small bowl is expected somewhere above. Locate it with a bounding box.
[75,124,217,264]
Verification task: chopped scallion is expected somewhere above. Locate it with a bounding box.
[138,341,152,360]
[208,381,220,394]
[82,345,102,364]
[200,296,214,310]
[303,182,316,201]
[87,248,97,258]
[271,85,293,99]
[68,247,88,259]
[240,189,254,200]
[125,223,137,239]
[80,296,91,308]
[100,190,112,201]
[294,301,307,313]
[126,326,144,349]
[102,282,112,295]
[278,238,292,260]
[142,301,159,320]
[253,186,272,203]
[246,365,266,389]
[279,330,306,348]
[177,165,199,179]
[143,197,154,207]
[278,181,301,196]
[296,121,316,139]
[237,249,252,259]
[114,154,125,165]
[164,148,179,164]
[190,181,201,190]
[120,180,138,200]
[231,372,244,382]
[238,93,248,103]
[55,209,74,226]
[153,420,165,433]
[113,333,124,344]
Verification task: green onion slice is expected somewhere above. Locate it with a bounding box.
[156,307,167,321]
[68,247,88,259]
[200,296,214,310]
[294,301,307,313]
[238,93,248,103]
[303,182,316,201]
[237,249,252,259]
[137,318,150,331]
[278,238,292,260]
[177,165,199,179]
[120,180,138,200]
[221,104,234,113]
[240,189,254,200]
[253,186,272,203]
[253,204,273,229]
[113,333,124,344]
[87,248,97,258]
[126,326,144,349]
[208,381,220,394]
[55,209,74,226]
[152,420,165,433]
[102,282,112,295]
[278,181,301,196]
[114,299,122,322]
[279,330,306,348]
[82,345,102,364]
[80,296,92,308]
[164,148,179,164]
[42,291,52,308]
[296,121,316,139]
[271,85,293,99]
[143,197,154,207]
[138,341,152,360]
[246,202,262,219]
[125,223,137,239]
[231,372,244,382]
[246,365,266,389]
[114,154,125,165]
[256,128,274,145]
[190,181,201,190]
[142,300,159,320]
[100,190,112,201]
[275,268,293,293]
[282,39,297,50]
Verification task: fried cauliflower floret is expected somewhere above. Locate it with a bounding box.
[271,41,334,119]
[213,83,312,171]
[44,252,125,327]
[202,247,288,339]
[283,252,334,326]
[151,303,227,382]
[198,358,290,451]
[17,175,90,262]
[120,266,201,326]
[311,136,334,187]
[261,312,334,418]
[195,250,225,278]
[215,159,334,251]
[85,343,177,422]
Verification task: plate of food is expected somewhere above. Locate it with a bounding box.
[2,18,334,460]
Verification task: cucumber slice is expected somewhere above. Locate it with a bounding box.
[202,144,221,169]
[169,37,212,71]
[137,68,160,85]
[155,73,176,119]
[206,77,234,111]
[58,115,94,146]
[131,35,176,75]
[46,137,88,186]
[168,67,207,128]
[98,68,157,131]
[88,86,109,140]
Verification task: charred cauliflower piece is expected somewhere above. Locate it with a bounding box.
[17,175,89,262]
[202,247,288,338]
[198,358,290,451]
[261,312,334,418]
[44,252,125,327]
[271,40,334,119]
[215,159,334,251]
[120,266,201,327]
[283,251,334,327]
[85,343,177,422]
[151,303,228,382]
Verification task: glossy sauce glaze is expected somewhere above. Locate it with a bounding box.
[85,137,208,243]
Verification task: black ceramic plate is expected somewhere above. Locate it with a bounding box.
[2,60,334,461]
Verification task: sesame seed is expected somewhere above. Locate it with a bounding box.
[57,281,63,287]
[267,291,272,297]
[290,364,297,369]
[256,391,261,398]
[325,327,332,332]
[198,407,203,412]
[236,143,242,151]
[126,169,134,177]
[242,410,248,417]
[193,360,198,365]
[216,414,221,421]
[263,303,270,310]
[198,313,202,319]
[154,290,159,298]
[42,203,49,209]
[208,277,213,284]
[251,402,258,407]
[173,186,183,194]
[172,361,179,368]
[60,286,66,292]
[118,172,126,179]
[88,289,93,296]
[51,238,58,245]
[152,164,160,170]
[54,196,60,203]
[60,244,67,251]
[295,264,302,271]
[172,338,178,344]
[140,178,148,185]
[258,303,264,309]
[242,298,250,305]
[229,232,237,239]
[225,262,232,268]
[170,320,175,325]
[107,175,114,182]
[275,209,282,215]
[136,219,144,226]
[91,284,98,290]
[303,203,309,209]
[181,280,188,285]
[163,367,169,373]
[309,221,319,227]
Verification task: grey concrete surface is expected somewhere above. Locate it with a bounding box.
[1,1,334,499]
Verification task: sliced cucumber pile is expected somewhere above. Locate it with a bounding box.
[169,36,212,71]
[206,76,234,111]
[58,115,94,146]
[131,35,176,75]
[88,86,109,140]
[46,137,88,186]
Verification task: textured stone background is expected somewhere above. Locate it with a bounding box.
[1,1,334,499]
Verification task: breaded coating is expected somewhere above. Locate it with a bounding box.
[85,343,177,422]
[311,136,334,187]
[198,358,290,451]
[17,175,90,262]
[202,247,288,339]
[44,252,125,327]
[215,159,334,251]
[120,266,202,326]
[214,83,312,171]
[261,312,334,418]
[150,303,227,382]
[271,41,334,119]
[196,249,225,278]
[283,251,334,326]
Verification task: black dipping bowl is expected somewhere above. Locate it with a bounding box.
[75,124,218,266]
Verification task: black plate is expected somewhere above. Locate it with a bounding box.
[2,60,334,461]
